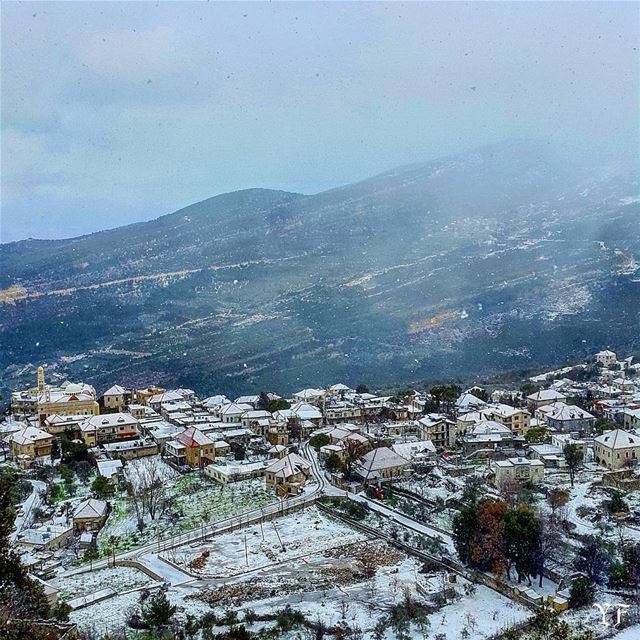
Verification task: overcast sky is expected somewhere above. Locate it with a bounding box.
[2,1,638,242]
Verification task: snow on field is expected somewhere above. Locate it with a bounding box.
[67,511,530,639]
[418,581,531,639]
[613,625,640,639]
[544,471,640,543]
[53,565,154,600]
[69,589,141,633]
[170,506,368,577]
[97,476,276,556]
[214,557,531,639]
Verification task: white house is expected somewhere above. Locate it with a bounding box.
[391,440,437,465]
[354,447,411,483]
[494,457,545,485]
[596,350,617,367]
[526,389,567,410]
[594,429,640,470]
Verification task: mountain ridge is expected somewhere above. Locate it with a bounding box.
[1,140,638,397]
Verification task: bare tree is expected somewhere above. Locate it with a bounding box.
[126,458,173,528]
[547,488,570,528]
[564,443,583,488]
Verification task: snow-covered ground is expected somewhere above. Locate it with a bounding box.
[96,475,276,556]
[52,565,154,600]
[67,505,529,638]
[190,557,531,639]
[169,506,368,577]
[544,471,640,543]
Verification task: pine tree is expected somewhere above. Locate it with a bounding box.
[140,586,177,630]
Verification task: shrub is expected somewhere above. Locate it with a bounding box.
[569,576,595,608]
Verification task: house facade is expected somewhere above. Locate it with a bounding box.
[9,426,54,467]
[494,458,545,486]
[79,413,140,446]
[546,404,595,434]
[596,350,617,367]
[594,429,640,470]
[354,446,411,483]
[264,452,311,496]
[73,498,108,532]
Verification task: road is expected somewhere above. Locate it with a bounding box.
[301,442,455,550]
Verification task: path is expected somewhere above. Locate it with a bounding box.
[302,441,455,547]
[137,554,194,586]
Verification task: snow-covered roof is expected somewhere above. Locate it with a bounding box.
[457,410,489,424]
[103,385,127,396]
[357,446,409,473]
[177,427,213,447]
[290,402,323,420]
[268,444,287,453]
[73,498,108,520]
[243,410,272,419]
[455,393,487,410]
[594,429,639,450]
[537,401,568,415]
[293,388,325,399]
[10,425,51,445]
[495,457,544,468]
[219,402,251,415]
[546,404,594,422]
[148,390,184,404]
[235,395,260,405]
[39,390,95,404]
[80,413,139,431]
[392,440,436,461]
[489,403,529,418]
[418,413,454,428]
[45,414,87,425]
[97,459,123,479]
[470,420,511,436]
[265,452,311,479]
[527,389,567,402]
[202,395,230,408]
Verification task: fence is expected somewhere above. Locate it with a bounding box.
[156,494,320,554]
[318,502,537,611]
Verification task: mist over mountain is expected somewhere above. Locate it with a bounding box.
[1,140,639,396]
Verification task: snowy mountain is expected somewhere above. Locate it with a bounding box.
[1,141,639,395]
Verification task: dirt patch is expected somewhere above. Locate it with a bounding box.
[409,311,458,334]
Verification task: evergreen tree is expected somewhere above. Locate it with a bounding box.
[140,586,177,630]
[452,503,479,565]
[0,470,50,625]
[569,576,595,608]
[574,535,612,584]
[502,505,540,584]
[91,474,114,499]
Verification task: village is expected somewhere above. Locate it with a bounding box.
[2,348,640,640]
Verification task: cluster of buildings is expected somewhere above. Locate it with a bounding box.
[1,348,639,496]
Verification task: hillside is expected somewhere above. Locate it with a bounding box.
[1,141,639,396]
